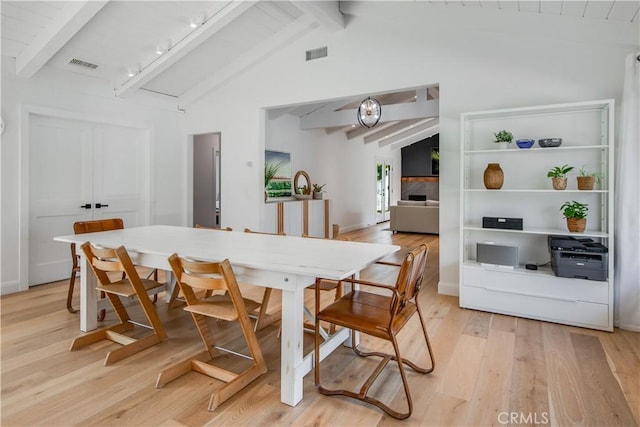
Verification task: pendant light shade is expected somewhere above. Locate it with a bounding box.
[357,97,382,128]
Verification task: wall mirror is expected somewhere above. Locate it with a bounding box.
[294,170,311,195]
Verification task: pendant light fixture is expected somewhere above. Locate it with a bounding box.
[357,97,382,128]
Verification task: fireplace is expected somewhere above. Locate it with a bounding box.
[408,194,427,201]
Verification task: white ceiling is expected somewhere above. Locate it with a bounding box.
[1,0,638,145]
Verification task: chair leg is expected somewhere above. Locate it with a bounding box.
[67,269,79,313]
[253,288,279,332]
[315,319,434,421]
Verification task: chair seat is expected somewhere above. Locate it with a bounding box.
[185,295,261,321]
[317,291,417,340]
[97,278,165,298]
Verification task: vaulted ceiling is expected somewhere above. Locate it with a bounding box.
[1,1,638,145]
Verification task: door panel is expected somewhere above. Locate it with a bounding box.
[93,125,146,226]
[28,115,148,286]
[29,116,93,285]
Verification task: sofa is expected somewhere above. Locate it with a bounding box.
[390,200,439,234]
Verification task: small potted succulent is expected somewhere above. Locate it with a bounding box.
[312,183,325,199]
[560,200,588,232]
[576,165,601,190]
[547,164,574,190]
[493,130,513,148]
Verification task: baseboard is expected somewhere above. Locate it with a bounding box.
[438,280,459,296]
[0,280,22,295]
[615,321,640,332]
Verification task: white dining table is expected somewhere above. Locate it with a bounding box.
[54,225,399,406]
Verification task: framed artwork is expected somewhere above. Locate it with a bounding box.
[265,150,292,200]
[431,148,439,176]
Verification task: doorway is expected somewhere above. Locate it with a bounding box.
[28,114,150,286]
[375,159,392,223]
[193,133,221,228]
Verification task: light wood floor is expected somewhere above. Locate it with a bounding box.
[1,224,638,426]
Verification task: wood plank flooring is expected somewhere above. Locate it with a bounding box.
[1,224,638,426]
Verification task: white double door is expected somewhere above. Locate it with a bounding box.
[28,114,149,286]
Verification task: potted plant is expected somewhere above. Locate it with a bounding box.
[547,164,574,190]
[560,200,588,232]
[576,165,601,190]
[264,162,282,200]
[493,130,513,148]
[312,183,325,199]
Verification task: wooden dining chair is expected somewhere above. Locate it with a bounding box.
[156,254,267,412]
[314,244,435,420]
[69,243,168,366]
[168,224,232,308]
[67,218,124,318]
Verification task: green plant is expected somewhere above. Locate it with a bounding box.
[312,183,325,193]
[560,201,589,219]
[578,165,602,183]
[493,130,513,144]
[264,162,281,187]
[547,164,574,178]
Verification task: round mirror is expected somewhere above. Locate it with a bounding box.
[294,170,311,195]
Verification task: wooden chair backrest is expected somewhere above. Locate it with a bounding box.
[243,228,285,236]
[167,254,250,318]
[71,218,124,262]
[195,225,232,231]
[74,218,124,234]
[392,244,429,315]
[80,243,146,294]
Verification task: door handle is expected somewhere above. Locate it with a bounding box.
[80,203,92,209]
[95,203,109,209]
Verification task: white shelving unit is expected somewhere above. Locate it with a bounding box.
[459,100,614,331]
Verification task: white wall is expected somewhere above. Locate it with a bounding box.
[0,58,185,293]
[264,113,400,233]
[184,2,638,296]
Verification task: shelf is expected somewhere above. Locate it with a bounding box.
[464,189,608,193]
[463,261,554,277]
[401,176,439,182]
[464,145,608,154]
[460,100,614,331]
[463,225,608,238]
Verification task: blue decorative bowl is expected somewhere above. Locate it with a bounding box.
[516,139,534,149]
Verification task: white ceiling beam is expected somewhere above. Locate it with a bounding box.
[346,121,396,139]
[363,119,426,144]
[300,98,439,129]
[293,1,344,31]
[16,1,108,78]
[179,15,316,108]
[116,1,256,98]
[379,119,440,148]
[389,125,440,151]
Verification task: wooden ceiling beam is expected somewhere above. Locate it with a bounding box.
[16,1,107,78]
[380,118,440,149]
[300,98,439,129]
[116,1,256,98]
[363,119,425,144]
[293,1,344,31]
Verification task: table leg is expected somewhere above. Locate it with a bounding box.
[164,269,174,303]
[279,282,305,406]
[79,254,97,332]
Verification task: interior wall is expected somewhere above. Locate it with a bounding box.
[0,59,185,294]
[184,2,637,296]
[264,110,400,233]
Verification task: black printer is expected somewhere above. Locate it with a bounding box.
[548,235,608,281]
